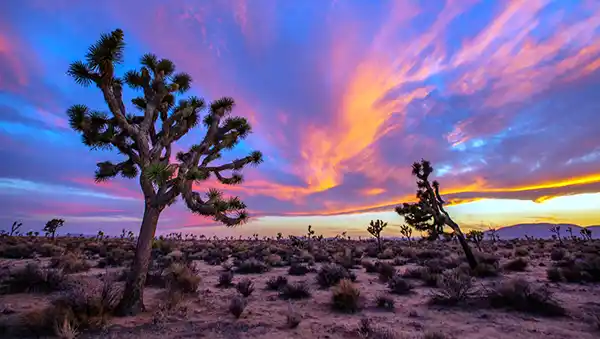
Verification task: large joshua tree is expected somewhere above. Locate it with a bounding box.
[395,159,477,269]
[66,29,263,315]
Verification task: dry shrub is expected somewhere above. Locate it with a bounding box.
[285,303,302,329]
[164,261,201,294]
[236,278,255,297]
[280,281,311,300]
[503,257,528,272]
[331,279,361,313]
[317,263,356,288]
[375,294,395,311]
[376,262,396,282]
[217,271,234,288]
[550,248,566,261]
[356,317,397,339]
[50,253,91,274]
[235,258,269,274]
[229,295,247,318]
[430,269,476,306]
[387,275,413,295]
[2,263,65,294]
[486,278,566,317]
[266,275,288,291]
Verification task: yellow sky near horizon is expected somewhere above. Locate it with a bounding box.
[161,192,600,238]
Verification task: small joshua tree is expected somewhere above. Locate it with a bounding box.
[367,219,387,253]
[549,225,562,245]
[400,224,413,243]
[566,226,576,241]
[9,221,22,236]
[580,228,593,241]
[276,232,283,241]
[43,218,65,240]
[66,29,263,315]
[487,227,499,243]
[466,230,484,251]
[395,159,477,269]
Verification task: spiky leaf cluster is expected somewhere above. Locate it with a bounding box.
[367,219,387,238]
[66,29,263,226]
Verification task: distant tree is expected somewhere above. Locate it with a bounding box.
[9,221,22,236]
[549,225,562,245]
[276,232,283,241]
[487,227,499,243]
[395,159,477,269]
[66,29,263,315]
[43,218,65,240]
[97,230,105,240]
[566,226,576,240]
[399,224,413,243]
[367,219,387,253]
[580,228,593,241]
[466,230,484,251]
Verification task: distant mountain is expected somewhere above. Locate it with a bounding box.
[485,223,600,240]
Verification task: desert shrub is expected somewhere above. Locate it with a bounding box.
[266,254,284,267]
[376,262,396,282]
[236,278,255,297]
[229,295,246,318]
[550,248,566,261]
[280,281,311,300]
[102,248,131,267]
[37,243,64,257]
[317,263,356,288]
[388,275,413,295]
[486,279,566,316]
[356,317,397,339]
[503,257,528,272]
[235,258,269,274]
[547,255,600,283]
[331,279,361,313]
[546,267,563,282]
[423,331,448,339]
[0,243,33,259]
[217,271,234,288]
[50,253,91,274]
[2,263,65,294]
[288,263,310,276]
[392,256,408,266]
[266,275,288,291]
[430,269,476,306]
[286,306,302,329]
[514,247,529,257]
[163,262,201,294]
[468,262,501,278]
[362,260,377,273]
[375,294,395,311]
[402,267,439,287]
[377,248,395,260]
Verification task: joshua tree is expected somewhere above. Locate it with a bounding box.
[9,221,22,236]
[580,228,593,241]
[487,227,499,243]
[66,29,263,315]
[466,230,484,251]
[395,159,477,269]
[367,219,387,253]
[549,225,562,245]
[399,224,413,243]
[276,232,283,241]
[43,218,65,240]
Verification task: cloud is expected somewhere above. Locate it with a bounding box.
[1,0,600,235]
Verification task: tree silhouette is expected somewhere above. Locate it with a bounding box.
[395,159,477,269]
[66,29,263,315]
[43,218,65,240]
[367,219,387,253]
[9,221,22,236]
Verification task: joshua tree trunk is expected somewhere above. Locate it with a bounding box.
[446,220,477,270]
[116,202,162,315]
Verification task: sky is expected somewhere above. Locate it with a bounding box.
[1,0,600,238]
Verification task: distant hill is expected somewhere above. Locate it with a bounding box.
[485,223,600,240]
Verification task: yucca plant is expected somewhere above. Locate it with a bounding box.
[66,29,263,315]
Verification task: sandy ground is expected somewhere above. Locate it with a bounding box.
[2,256,599,339]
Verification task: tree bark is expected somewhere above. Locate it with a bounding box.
[116,202,162,316]
[445,220,478,270]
